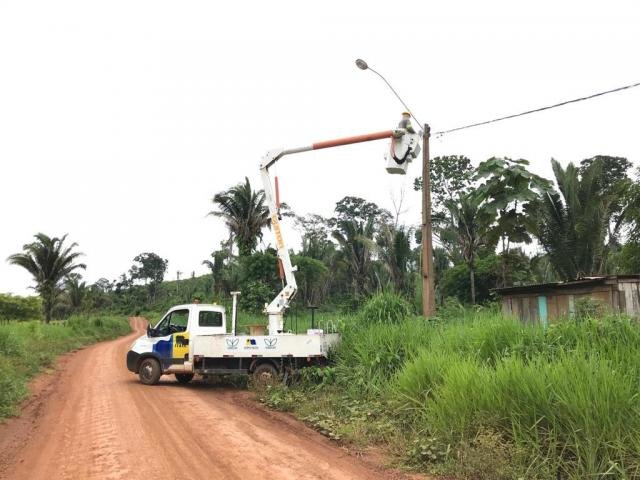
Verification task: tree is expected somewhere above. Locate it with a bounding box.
[619,167,640,242]
[332,217,377,298]
[64,273,86,310]
[474,157,551,286]
[579,155,632,193]
[208,177,270,256]
[528,159,613,280]
[129,252,168,301]
[7,233,86,323]
[292,255,329,306]
[438,253,532,304]
[580,155,633,245]
[329,197,391,299]
[439,193,497,304]
[333,196,391,227]
[295,214,335,261]
[368,225,415,296]
[609,242,640,275]
[202,250,227,296]
[414,155,474,216]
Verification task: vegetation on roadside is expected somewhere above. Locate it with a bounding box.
[261,294,640,479]
[0,294,41,322]
[0,314,130,419]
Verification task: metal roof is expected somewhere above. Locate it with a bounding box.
[495,275,640,296]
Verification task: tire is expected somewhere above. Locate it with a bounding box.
[252,362,279,387]
[175,373,194,384]
[138,357,162,385]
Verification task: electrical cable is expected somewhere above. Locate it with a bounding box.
[434,80,640,137]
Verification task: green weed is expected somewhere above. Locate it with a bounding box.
[0,314,130,419]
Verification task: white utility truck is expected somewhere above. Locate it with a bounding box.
[126,116,420,385]
[126,302,339,384]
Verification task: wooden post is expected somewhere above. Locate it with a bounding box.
[421,124,436,317]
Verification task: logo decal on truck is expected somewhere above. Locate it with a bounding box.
[264,337,278,349]
[244,338,259,350]
[225,338,239,349]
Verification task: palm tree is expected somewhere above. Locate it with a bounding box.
[208,177,270,257]
[202,249,227,296]
[528,159,612,280]
[332,218,376,298]
[366,225,414,295]
[8,233,86,322]
[439,194,496,304]
[64,273,87,310]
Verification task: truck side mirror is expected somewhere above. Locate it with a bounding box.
[146,324,152,337]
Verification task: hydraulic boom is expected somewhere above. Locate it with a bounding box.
[260,125,420,335]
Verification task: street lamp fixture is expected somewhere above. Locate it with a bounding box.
[355,58,369,70]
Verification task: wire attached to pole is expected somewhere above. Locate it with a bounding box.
[434,80,640,137]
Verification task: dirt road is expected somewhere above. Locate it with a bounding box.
[0,318,410,480]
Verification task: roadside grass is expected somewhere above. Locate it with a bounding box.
[0,314,131,419]
[260,298,640,479]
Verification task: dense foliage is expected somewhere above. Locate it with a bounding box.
[6,155,639,321]
[0,294,41,322]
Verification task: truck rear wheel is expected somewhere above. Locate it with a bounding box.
[175,373,194,384]
[139,358,162,385]
[252,362,278,386]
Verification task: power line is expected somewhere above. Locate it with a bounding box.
[434,80,640,137]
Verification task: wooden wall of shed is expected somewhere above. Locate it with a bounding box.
[500,284,629,323]
[618,280,640,317]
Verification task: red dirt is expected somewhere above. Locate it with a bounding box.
[0,317,424,480]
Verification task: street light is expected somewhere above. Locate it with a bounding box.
[354,59,424,131]
[355,58,436,317]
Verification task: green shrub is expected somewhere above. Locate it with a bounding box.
[0,293,41,321]
[358,292,412,326]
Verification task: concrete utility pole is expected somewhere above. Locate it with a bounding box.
[355,58,436,317]
[421,125,436,316]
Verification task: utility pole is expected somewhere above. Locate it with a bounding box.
[421,125,436,317]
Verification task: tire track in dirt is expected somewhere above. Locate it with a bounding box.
[0,317,418,480]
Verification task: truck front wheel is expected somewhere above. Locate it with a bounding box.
[139,358,162,385]
[252,363,278,386]
[175,373,194,384]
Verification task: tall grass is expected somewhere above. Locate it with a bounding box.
[377,316,640,477]
[267,294,640,478]
[0,314,130,419]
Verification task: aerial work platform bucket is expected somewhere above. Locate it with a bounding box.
[385,130,421,174]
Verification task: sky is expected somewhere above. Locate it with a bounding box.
[1,0,639,296]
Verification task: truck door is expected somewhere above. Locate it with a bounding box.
[168,309,190,363]
[150,308,190,367]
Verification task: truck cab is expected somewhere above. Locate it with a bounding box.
[126,303,338,385]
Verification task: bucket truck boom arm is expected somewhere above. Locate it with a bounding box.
[259,125,420,336]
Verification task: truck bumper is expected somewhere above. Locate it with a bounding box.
[126,350,140,373]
